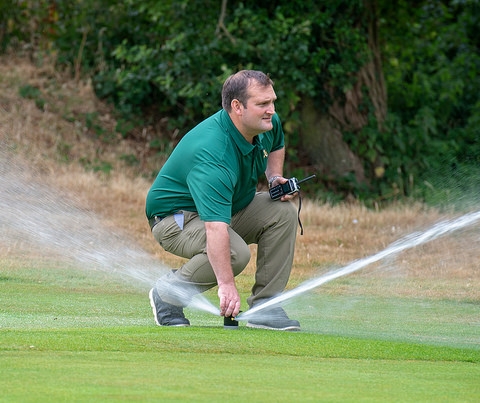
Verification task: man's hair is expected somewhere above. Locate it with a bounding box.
[221,70,274,112]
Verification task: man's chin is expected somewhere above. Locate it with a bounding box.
[262,121,273,131]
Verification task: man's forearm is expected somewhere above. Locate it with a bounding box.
[204,221,241,317]
[204,221,235,286]
[266,147,285,184]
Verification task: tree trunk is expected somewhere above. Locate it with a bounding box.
[298,0,388,185]
[299,96,366,184]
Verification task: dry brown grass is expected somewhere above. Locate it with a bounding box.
[1,54,479,300]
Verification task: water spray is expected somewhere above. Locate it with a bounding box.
[237,210,480,322]
[0,150,219,316]
[2,146,479,325]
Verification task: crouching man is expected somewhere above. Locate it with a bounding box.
[146,70,300,331]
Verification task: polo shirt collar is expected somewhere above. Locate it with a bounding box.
[220,109,255,156]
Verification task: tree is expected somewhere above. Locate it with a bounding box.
[298,0,388,189]
[2,0,479,202]
[101,0,379,191]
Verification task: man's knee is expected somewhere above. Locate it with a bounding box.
[231,241,251,276]
[275,200,298,226]
[260,191,297,223]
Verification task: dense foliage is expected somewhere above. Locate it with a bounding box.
[375,0,480,203]
[2,0,479,204]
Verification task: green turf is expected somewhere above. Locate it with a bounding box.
[1,262,479,402]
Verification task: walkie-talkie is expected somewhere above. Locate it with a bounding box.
[269,174,316,200]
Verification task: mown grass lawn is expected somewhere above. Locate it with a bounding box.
[1,262,479,402]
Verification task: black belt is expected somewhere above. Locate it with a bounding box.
[148,215,164,230]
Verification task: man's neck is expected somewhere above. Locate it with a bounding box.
[228,112,257,144]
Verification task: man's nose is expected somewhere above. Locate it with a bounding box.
[266,104,275,114]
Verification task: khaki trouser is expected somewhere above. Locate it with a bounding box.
[152,192,298,308]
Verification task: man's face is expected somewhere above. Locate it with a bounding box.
[238,83,277,138]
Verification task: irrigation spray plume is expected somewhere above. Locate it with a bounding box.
[2,147,478,322]
[236,210,480,322]
[0,150,218,315]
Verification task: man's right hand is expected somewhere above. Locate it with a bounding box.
[218,282,241,318]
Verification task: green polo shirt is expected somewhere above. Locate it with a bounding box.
[145,110,284,224]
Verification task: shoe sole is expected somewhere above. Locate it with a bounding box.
[149,288,190,327]
[246,322,301,331]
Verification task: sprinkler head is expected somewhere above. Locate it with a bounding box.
[223,314,240,329]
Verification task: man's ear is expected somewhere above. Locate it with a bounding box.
[231,99,243,115]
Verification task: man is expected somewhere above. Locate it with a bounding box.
[145,70,300,331]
